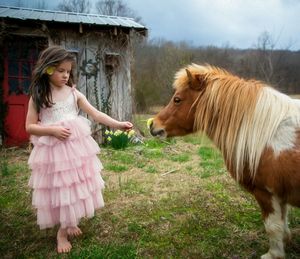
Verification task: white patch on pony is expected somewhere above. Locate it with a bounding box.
[282,204,291,243]
[268,117,296,156]
[265,88,300,156]
[263,196,285,259]
[234,86,300,180]
[243,87,300,179]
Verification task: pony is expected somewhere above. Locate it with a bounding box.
[149,64,300,259]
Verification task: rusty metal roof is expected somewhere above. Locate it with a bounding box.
[0,5,147,33]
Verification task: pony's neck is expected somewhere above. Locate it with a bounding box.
[194,78,294,181]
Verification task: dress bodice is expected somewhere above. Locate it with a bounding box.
[39,91,78,125]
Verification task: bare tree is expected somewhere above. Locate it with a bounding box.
[57,0,91,13]
[250,31,291,86]
[96,0,142,21]
[253,31,276,83]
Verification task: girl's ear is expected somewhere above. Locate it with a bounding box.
[185,69,206,91]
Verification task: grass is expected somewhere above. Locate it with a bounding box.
[0,117,300,258]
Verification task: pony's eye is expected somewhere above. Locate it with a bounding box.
[173,97,181,104]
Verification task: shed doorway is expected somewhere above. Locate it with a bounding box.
[3,36,47,146]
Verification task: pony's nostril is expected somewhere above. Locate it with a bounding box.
[150,128,165,137]
[157,129,165,136]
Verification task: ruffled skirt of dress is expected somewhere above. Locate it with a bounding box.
[28,116,105,229]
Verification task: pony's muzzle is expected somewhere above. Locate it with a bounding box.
[150,128,165,137]
[149,121,166,137]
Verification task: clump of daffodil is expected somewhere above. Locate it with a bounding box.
[104,129,136,149]
[147,118,154,129]
[127,129,135,138]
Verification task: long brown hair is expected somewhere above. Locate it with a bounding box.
[30,45,76,113]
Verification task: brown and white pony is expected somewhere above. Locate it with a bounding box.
[150,64,300,259]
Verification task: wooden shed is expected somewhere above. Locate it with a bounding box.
[0,5,147,146]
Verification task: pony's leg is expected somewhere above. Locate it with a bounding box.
[253,189,285,259]
[282,204,291,244]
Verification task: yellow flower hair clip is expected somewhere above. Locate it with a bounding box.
[45,66,55,75]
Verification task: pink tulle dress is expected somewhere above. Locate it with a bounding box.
[28,88,105,229]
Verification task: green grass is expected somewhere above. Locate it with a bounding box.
[169,153,190,162]
[198,146,226,178]
[0,126,300,259]
[71,243,138,258]
[105,163,129,172]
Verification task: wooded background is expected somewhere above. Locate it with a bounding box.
[132,35,300,112]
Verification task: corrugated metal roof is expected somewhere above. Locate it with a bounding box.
[0,5,147,32]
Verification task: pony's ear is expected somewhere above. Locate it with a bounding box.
[186,69,205,91]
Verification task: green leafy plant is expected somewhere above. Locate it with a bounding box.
[105,129,135,149]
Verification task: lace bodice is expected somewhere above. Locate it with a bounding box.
[39,91,79,125]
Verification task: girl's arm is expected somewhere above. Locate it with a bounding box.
[25,97,71,140]
[76,90,133,130]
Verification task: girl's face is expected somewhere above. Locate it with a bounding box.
[49,60,72,88]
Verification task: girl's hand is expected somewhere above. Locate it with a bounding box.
[51,126,71,140]
[118,121,133,131]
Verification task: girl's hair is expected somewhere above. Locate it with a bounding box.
[30,45,76,113]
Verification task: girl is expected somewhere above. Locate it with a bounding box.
[26,46,133,253]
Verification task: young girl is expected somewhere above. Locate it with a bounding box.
[26,46,133,253]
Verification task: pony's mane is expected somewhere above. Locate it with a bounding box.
[173,64,230,89]
[175,64,297,181]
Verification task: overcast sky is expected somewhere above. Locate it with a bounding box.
[1,0,300,50]
[126,0,300,50]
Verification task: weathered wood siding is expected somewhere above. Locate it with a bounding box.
[4,24,134,142]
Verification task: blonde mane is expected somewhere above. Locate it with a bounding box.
[175,64,297,181]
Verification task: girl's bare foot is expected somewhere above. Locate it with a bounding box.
[57,227,72,253]
[67,226,82,237]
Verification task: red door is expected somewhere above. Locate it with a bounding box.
[3,37,48,146]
